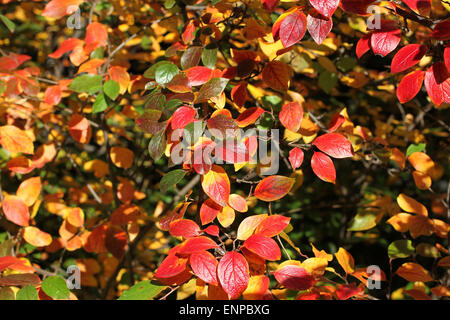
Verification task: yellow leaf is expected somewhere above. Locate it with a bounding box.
[0,125,34,154]
[396,193,428,216]
[335,247,355,274]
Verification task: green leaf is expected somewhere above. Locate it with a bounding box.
[406,143,426,157]
[202,46,218,69]
[318,71,338,94]
[416,243,440,258]
[143,61,172,79]
[0,14,15,33]
[347,210,378,231]
[160,169,186,193]
[118,280,166,300]
[388,240,415,259]
[69,74,103,95]
[148,129,167,161]
[164,0,176,9]
[195,77,229,102]
[103,80,120,100]
[336,56,357,72]
[155,63,179,85]
[41,276,70,300]
[92,93,108,113]
[16,285,38,300]
[183,121,205,145]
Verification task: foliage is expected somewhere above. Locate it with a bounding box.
[0,0,449,301]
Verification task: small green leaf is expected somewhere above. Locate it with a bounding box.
[0,287,15,300]
[388,240,415,259]
[41,276,70,300]
[183,121,205,145]
[0,14,15,33]
[155,63,179,85]
[318,71,338,94]
[69,74,103,95]
[336,56,357,72]
[347,211,378,231]
[164,0,176,9]
[406,143,426,157]
[103,80,120,100]
[118,280,166,300]
[202,46,218,69]
[16,285,38,300]
[92,93,108,113]
[160,169,186,193]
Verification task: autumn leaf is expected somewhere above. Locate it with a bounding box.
[0,125,34,154]
[254,176,295,202]
[201,165,230,207]
[396,262,433,282]
[2,195,30,227]
[217,251,249,299]
[274,265,316,290]
[243,234,281,261]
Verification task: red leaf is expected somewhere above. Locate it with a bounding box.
[236,107,265,128]
[254,215,291,238]
[170,106,196,130]
[2,195,29,227]
[0,256,35,273]
[307,11,333,45]
[279,102,303,132]
[203,225,220,237]
[105,226,127,259]
[312,133,354,159]
[155,254,188,278]
[336,283,365,300]
[424,62,450,107]
[328,113,345,132]
[262,0,279,11]
[356,34,371,59]
[397,70,425,103]
[279,10,307,48]
[289,147,304,170]
[48,38,83,59]
[311,151,336,183]
[200,199,222,225]
[274,265,316,290]
[401,0,431,16]
[340,0,376,14]
[370,22,401,57]
[214,140,250,164]
[444,46,450,72]
[178,236,218,255]
[391,44,427,73]
[185,66,213,86]
[190,251,219,285]
[182,20,196,43]
[169,219,201,238]
[243,234,281,261]
[432,20,450,41]
[254,175,295,202]
[217,251,249,299]
[44,85,62,106]
[231,82,248,107]
[309,0,339,18]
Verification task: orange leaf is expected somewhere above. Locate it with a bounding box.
[42,0,84,19]
[396,262,433,282]
[23,226,52,247]
[243,275,270,300]
[110,146,134,169]
[254,215,291,238]
[335,247,355,274]
[412,171,432,190]
[254,175,295,202]
[68,114,92,144]
[237,214,268,241]
[0,125,34,155]
[2,195,29,227]
[408,152,435,176]
[201,165,230,207]
[228,194,248,213]
[67,207,85,228]
[279,102,303,132]
[217,205,235,228]
[397,193,428,216]
[16,177,41,207]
